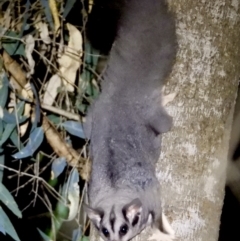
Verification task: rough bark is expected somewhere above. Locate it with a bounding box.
[157,0,240,240]
[91,0,240,240]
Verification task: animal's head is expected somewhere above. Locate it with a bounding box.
[84,198,148,241]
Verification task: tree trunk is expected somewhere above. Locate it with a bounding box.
[156,1,240,240]
[91,0,240,240]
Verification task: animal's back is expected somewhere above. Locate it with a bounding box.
[85,0,177,240]
[102,0,177,90]
[88,0,176,201]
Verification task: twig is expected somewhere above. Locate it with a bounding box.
[1,50,90,180]
[41,103,85,122]
[0,163,62,200]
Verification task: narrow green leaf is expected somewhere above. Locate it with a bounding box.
[0,74,9,108]
[40,0,54,31]
[63,0,76,18]
[0,183,22,218]
[62,168,79,221]
[81,236,89,241]
[37,229,51,241]
[0,119,4,138]
[0,150,4,182]
[51,157,67,179]
[62,121,85,139]
[0,207,21,241]
[10,128,24,150]
[47,114,61,125]
[72,228,81,241]
[1,109,27,124]
[0,124,15,147]
[12,127,44,159]
[0,27,25,56]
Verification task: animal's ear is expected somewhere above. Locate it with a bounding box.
[83,203,104,228]
[148,108,172,134]
[122,198,142,224]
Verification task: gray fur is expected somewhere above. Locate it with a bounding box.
[84,0,177,240]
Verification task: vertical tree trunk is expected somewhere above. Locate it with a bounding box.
[155,1,240,240]
[91,0,240,240]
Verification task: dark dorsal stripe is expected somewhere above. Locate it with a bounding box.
[110,206,116,232]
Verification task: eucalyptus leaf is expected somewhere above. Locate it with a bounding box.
[0,207,20,241]
[81,236,89,241]
[77,103,88,114]
[0,74,9,108]
[0,119,3,137]
[55,200,69,219]
[0,215,5,234]
[12,127,44,159]
[81,41,100,98]
[1,108,27,124]
[0,182,22,218]
[0,101,26,147]
[0,27,25,56]
[15,101,25,116]
[47,114,61,125]
[63,0,76,18]
[40,0,54,31]
[72,227,81,241]
[62,121,85,139]
[0,151,4,182]
[37,228,51,241]
[51,157,67,179]
[19,0,30,38]
[10,128,24,150]
[62,168,79,221]
[0,124,16,147]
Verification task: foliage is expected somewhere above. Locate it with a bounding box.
[0,0,100,240]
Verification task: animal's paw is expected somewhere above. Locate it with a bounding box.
[149,213,175,241]
[162,86,176,106]
[149,228,175,241]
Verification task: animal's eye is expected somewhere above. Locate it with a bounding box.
[119,224,128,236]
[101,227,109,237]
